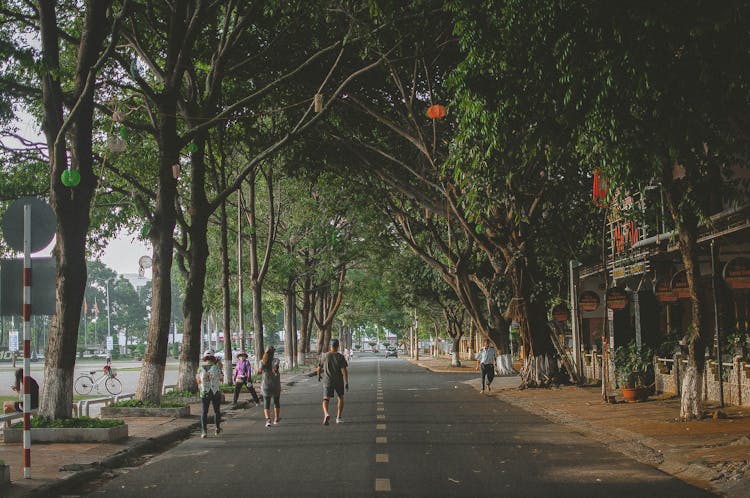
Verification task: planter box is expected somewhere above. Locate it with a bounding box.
[3,424,128,443]
[163,393,226,405]
[162,396,202,405]
[0,464,9,484]
[100,405,190,418]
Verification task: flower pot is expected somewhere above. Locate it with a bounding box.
[621,386,650,403]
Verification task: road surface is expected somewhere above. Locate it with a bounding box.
[73,354,713,497]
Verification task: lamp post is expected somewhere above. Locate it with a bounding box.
[106,279,112,353]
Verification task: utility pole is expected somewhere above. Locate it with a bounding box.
[414,309,419,361]
[106,280,112,353]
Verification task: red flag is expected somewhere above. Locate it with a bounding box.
[93,299,99,316]
[83,299,88,315]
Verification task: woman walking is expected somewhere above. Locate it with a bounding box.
[196,349,223,438]
[258,347,281,427]
[233,351,260,405]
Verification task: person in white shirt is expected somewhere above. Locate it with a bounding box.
[475,339,497,394]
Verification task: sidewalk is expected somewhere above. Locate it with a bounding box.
[413,356,750,498]
[0,368,316,497]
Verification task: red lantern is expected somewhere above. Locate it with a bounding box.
[426,104,446,119]
[592,170,607,206]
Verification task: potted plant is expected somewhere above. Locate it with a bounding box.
[613,340,654,402]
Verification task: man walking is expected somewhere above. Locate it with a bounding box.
[317,339,349,425]
[475,339,497,394]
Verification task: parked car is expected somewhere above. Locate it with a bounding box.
[385,348,398,358]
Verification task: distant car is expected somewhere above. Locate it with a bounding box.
[385,348,398,358]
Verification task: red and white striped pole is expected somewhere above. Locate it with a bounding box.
[22,204,32,479]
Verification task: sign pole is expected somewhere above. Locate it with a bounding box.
[22,204,31,479]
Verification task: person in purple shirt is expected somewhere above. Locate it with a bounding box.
[233,351,260,405]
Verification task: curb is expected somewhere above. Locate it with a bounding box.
[491,389,731,496]
[25,420,201,498]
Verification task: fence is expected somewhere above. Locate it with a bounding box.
[582,351,750,407]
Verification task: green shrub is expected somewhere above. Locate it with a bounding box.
[12,416,124,429]
[163,390,198,399]
[109,399,186,408]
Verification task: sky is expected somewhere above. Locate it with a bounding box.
[100,230,152,276]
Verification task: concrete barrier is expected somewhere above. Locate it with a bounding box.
[3,424,128,443]
[100,405,190,418]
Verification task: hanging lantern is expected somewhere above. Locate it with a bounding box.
[112,111,124,123]
[61,169,81,187]
[172,163,180,179]
[107,137,126,153]
[314,93,323,113]
[426,104,446,119]
[118,125,129,140]
[592,170,607,206]
[672,162,686,180]
[188,142,199,153]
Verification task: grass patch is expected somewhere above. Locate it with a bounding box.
[163,390,199,399]
[12,416,124,429]
[109,399,186,409]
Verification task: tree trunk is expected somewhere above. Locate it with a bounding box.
[176,129,212,393]
[177,213,210,392]
[293,299,300,368]
[220,199,233,383]
[135,99,179,403]
[284,278,295,369]
[676,219,709,420]
[39,0,112,418]
[510,260,557,387]
[250,282,264,359]
[315,286,327,354]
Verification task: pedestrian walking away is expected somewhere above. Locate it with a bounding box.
[197,349,223,438]
[233,351,260,405]
[317,338,349,425]
[259,347,281,427]
[3,368,39,426]
[476,339,497,394]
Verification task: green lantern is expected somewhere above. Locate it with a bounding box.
[188,142,198,153]
[475,224,485,234]
[118,125,129,140]
[61,169,81,187]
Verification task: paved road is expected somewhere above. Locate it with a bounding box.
[75,355,714,497]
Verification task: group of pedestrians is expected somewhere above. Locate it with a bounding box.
[195,338,350,437]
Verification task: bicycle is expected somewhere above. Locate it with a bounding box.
[74,365,122,395]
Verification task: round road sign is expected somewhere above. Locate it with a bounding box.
[1,197,56,252]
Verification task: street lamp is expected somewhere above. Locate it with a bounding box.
[105,279,113,358]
